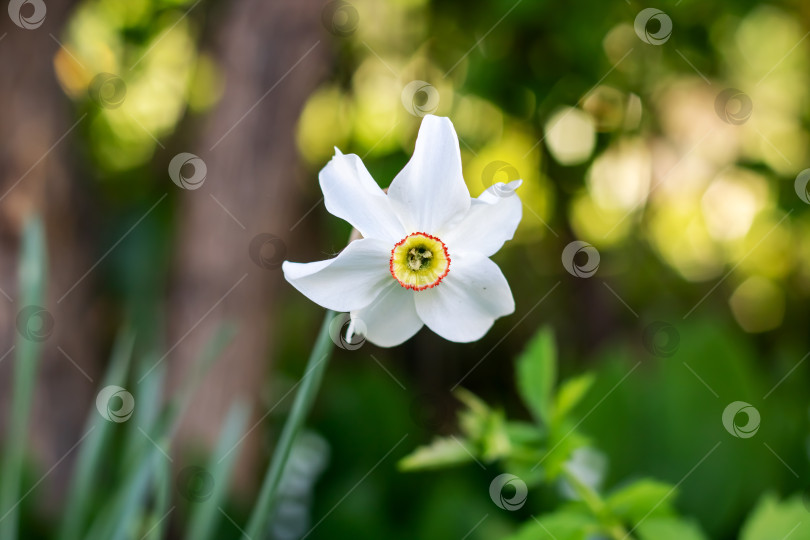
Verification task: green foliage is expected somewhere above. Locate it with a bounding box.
[503,508,595,540]
[398,437,476,471]
[553,373,595,426]
[516,327,557,427]
[0,217,46,540]
[185,402,250,540]
[0,217,251,540]
[400,327,715,540]
[605,479,677,523]
[739,494,810,540]
[636,517,708,540]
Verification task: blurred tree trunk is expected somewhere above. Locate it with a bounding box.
[167,0,329,492]
[0,0,100,512]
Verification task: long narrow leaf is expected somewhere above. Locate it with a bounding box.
[83,322,237,540]
[185,400,249,540]
[58,328,136,540]
[143,445,173,540]
[0,216,46,540]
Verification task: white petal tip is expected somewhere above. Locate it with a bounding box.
[507,179,523,190]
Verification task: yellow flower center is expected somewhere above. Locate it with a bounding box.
[389,232,450,290]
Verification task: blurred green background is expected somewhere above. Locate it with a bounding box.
[2,0,810,538]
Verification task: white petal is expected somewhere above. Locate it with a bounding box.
[387,115,471,233]
[441,180,523,257]
[282,238,392,312]
[351,283,423,347]
[414,252,515,342]
[320,149,405,243]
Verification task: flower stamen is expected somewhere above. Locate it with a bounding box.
[390,232,450,290]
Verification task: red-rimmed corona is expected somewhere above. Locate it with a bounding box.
[389,232,450,290]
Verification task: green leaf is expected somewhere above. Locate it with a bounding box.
[740,493,810,540]
[0,216,46,540]
[606,479,677,524]
[455,388,492,442]
[553,372,595,424]
[505,421,544,447]
[516,327,557,426]
[398,436,476,471]
[543,428,590,481]
[453,388,511,462]
[185,401,250,540]
[480,409,511,462]
[636,517,709,540]
[503,508,594,540]
[58,328,136,540]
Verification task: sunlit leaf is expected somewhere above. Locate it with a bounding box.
[553,372,596,425]
[516,327,557,426]
[636,517,709,540]
[740,493,810,540]
[606,479,677,524]
[398,437,476,471]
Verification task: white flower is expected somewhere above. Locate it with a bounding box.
[282,115,522,347]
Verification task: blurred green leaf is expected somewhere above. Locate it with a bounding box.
[503,508,594,540]
[480,409,511,462]
[453,388,511,462]
[59,328,135,540]
[505,421,544,447]
[185,401,250,540]
[553,372,595,425]
[543,429,590,481]
[740,493,810,540]
[455,387,492,441]
[606,479,677,524]
[516,327,557,426]
[636,517,709,540]
[398,437,476,471]
[0,216,46,540]
[143,448,172,540]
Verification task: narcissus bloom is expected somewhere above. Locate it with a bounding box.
[283,115,522,347]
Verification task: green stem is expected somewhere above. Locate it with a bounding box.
[562,468,634,540]
[243,310,335,539]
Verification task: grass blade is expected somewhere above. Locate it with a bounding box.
[243,311,334,539]
[0,216,46,540]
[58,329,136,540]
[185,400,249,540]
[83,322,238,540]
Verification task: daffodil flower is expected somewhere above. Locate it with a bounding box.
[282,115,522,346]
